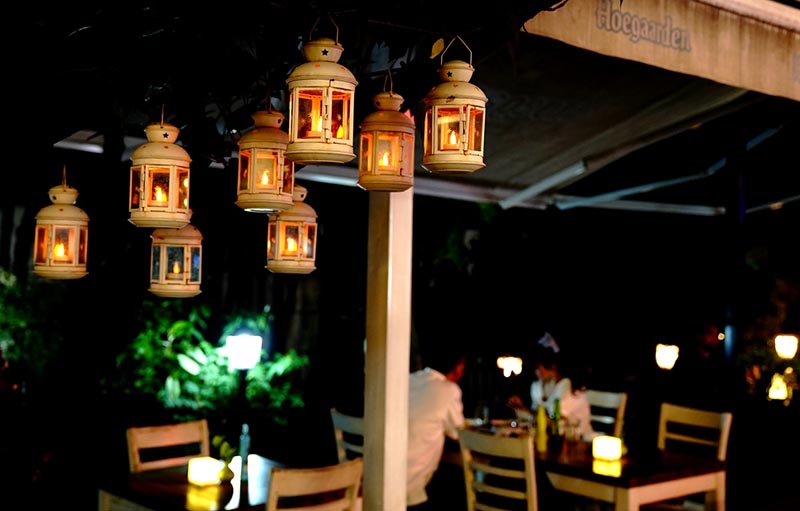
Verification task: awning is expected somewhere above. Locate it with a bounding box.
[523,0,800,102]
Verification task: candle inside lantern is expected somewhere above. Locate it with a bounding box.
[153,185,167,205]
[166,261,183,280]
[285,237,298,254]
[260,170,270,186]
[379,152,390,168]
[187,456,223,486]
[53,242,67,260]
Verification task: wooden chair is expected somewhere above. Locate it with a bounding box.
[585,389,628,437]
[330,408,364,462]
[126,419,211,473]
[643,402,733,511]
[458,427,539,511]
[266,457,363,511]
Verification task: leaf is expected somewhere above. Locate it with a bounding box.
[177,353,201,375]
[430,38,445,59]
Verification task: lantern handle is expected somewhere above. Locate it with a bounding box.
[383,69,394,95]
[441,35,472,66]
[309,15,340,44]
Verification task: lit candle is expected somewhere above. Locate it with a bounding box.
[260,171,270,186]
[153,185,167,205]
[285,237,298,254]
[53,242,67,260]
[336,124,344,139]
[379,151,390,168]
[166,261,183,280]
[655,344,679,370]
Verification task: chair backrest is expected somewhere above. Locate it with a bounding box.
[330,408,364,462]
[126,419,210,473]
[266,457,363,511]
[657,402,733,462]
[585,389,628,437]
[458,428,538,511]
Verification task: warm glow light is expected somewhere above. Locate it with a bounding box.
[496,356,522,377]
[53,243,66,259]
[286,237,298,253]
[768,373,789,400]
[448,129,458,146]
[225,334,263,370]
[172,262,181,274]
[379,152,390,167]
[592,459,622,477]
[592,435,622,461]
[188,456,223,486]
[655,344,679,370]
[260,171,269,186]
[775,334,798,359]
[155,186,165,203]
[336,125,344,139]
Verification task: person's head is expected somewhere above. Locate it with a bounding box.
[427,349,467,383]
[533,347,561,383]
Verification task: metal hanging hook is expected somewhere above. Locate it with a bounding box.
[309,15,340,43]
[441,35,472,65]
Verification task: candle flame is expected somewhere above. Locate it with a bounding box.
[261,171,269,185]
[379,152,390,167]
[448,129,458,146]
[155,186,165,202]
[286,237,298,253]
[336,125,344,139]
[54,243,65,257]
[172,261,181,274]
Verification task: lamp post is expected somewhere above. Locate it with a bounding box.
[224,334,262,480]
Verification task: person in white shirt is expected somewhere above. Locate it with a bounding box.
[406,350,466,510]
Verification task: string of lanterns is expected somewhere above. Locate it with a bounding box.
[33,28,488,299]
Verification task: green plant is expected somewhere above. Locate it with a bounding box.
[102,299,309,431]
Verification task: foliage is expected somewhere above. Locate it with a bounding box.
[102,299,310,432]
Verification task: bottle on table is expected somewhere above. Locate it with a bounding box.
[239,423,251,481]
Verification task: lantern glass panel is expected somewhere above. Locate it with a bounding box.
[239,150,251,191]
[166,246,184,280]
[267,222,277,259]
[424,109,433,155]
[437,107,461,151]
[282,224,300,256]
[469,108,485,152]
[34,226,48,264]
[254,151,278,190]
[53,227,73,264]
[360,133,373,171]
[178,168,189,209]
[376,133,399,171]
[401,133,414,175]
[283,163,294,195]
[298,91,324,139]
[130,167,142,209]
[190,247,201,282]
[330,92,350,140]
[152,245,161,280]
[79,227,88,265]
[305,225,316,259]
[149,168,170,207]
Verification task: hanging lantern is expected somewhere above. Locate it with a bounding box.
[286,19,358,165]
[129,119,192,228]
[33,169,89,280]
[266,185,317,274]
[358,85,416,192]
[148,223,202,298]
[422,36,487,174]
[236,109,295,212]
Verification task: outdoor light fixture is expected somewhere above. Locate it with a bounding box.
[775,334,798,359]
[286,19,357,165]
[266,185,317,274]
[33,168,89,280]
[129,116,192,229]
[592,459,622,477]
[358,78,415,191]
[422,36,487,174]
[225,334,263,370]
[496,356,522,377]
[655,344,679,370]
[148,223,202,298]
[592,435,623,461]
[236,108,295,212]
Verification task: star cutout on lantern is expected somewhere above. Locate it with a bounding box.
[322,48,328,56]
[447,70,453,78]
[162,132,169,139]
[375,101,381,107]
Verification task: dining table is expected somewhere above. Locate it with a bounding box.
[98,454,285,511]
[460,420,726,511]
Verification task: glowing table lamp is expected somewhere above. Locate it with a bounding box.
[188,456,224,486]
[592,435,623,461]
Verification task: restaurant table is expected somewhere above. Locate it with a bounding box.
[461,422,726,511]
[98,455,284,511]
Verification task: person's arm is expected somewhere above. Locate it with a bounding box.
[444,385,464,440]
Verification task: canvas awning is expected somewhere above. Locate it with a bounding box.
[523,0,800,102]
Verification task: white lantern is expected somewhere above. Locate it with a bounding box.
[266,185,317,274]
[286,24,358,165]
[236,109,294,212]
[129,120,192,228]
[422,36,487,174]
[149,223,202,298]
[33,174,89,280]
[358,90,415,191]
[775,334,798,359]
[592,435,623,461]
